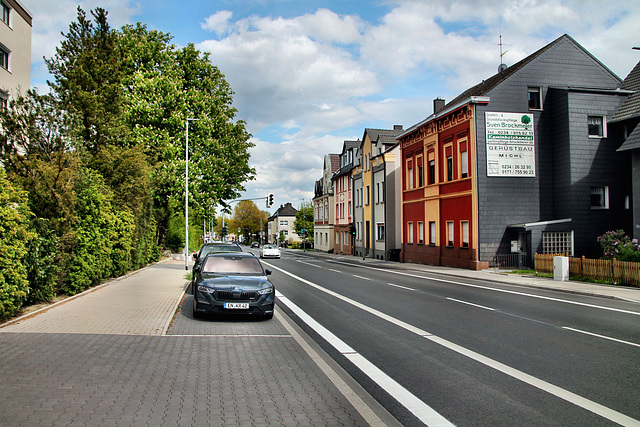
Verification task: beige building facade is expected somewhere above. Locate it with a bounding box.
[0,0,32,103]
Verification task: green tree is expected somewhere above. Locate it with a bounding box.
[293,201,314,241]
[45,7,126,153]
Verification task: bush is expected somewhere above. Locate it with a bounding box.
[0,169,34,320]
[24,218,59,304]
[597,230,640,261]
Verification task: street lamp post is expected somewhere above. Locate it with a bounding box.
[185,118,200,270]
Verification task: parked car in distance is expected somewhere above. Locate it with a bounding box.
[251,242,260,248]
[260,244,281,259]
[192,252,275,319]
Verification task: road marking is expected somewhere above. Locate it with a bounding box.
[329,268,341,273]
[275,290,454,427]
[388,283,416,291]
[266,261,640,426]
[330,260,640,317]
[353,275,371,280]
[446,297,495,311]
[562,327,640,348]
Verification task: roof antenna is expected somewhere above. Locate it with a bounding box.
[498,35,510,72]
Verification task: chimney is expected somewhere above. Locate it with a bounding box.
[393,125,403,131]
[434,98,445,114]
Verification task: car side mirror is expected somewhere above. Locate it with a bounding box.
[265,269,272,275]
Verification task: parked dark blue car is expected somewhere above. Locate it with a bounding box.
[192,252,275,320]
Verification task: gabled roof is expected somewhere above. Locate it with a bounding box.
[611,60,640,123]
[617,123,640,151]
[328,154,340,173]
[362,127,404,147]
[274,203,297,217]
[400,34,621,140]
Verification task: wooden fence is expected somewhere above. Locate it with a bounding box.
[534,254,640,287]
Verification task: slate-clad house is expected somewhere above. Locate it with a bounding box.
[611,58,640,239]
[398,34,631,269]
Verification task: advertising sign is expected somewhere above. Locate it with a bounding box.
[485,112,535,177]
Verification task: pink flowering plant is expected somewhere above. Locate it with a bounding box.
[597,230,640,262]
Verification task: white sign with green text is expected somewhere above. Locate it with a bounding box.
[485,112,535,177]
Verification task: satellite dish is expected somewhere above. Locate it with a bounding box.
[498,63,508,72]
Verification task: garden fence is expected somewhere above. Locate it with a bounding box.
[534,254,640,287]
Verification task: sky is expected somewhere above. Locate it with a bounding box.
[22,0,640,213]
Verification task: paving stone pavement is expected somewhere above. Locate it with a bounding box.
[0,259,383,427]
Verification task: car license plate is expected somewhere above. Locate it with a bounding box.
[224,302,249,309]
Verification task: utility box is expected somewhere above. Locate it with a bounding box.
[553,256,569,282]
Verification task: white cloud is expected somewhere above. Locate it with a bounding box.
[201,10,233,36]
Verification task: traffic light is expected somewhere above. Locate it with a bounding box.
[349,223,356,235]
[221,226,228,237]
[267,193,274,208]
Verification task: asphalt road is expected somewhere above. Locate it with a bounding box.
[254,249,640,426]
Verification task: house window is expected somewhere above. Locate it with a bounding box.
[588,116,606,138]
[542,231,574,256]
[528,87,542,110]
[417,156,424,187]
[418,222,424,244]
[429,221,436,245]
[447,155,453,181]
[461,221,469,248]
[0,45,8,70]
[365,185,370,205]
[447,221,454,247]
[280,220,288,226]
[591,186,609,209]
[428,157,435,185]
[460,149,468,178]
[408,222,414,244]
[377,223,385,240]
[407,159,414,190]
[1,2,9,26]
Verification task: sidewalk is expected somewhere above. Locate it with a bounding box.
[0,259,398,427]
[293,250,640,304]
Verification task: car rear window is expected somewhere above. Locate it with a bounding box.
[201,245,242,257]
[203,256,264,275]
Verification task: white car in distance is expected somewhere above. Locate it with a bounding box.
[260,244,281,259]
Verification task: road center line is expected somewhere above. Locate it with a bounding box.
[446,297,495,311]
[266,261,639,426]
[562,327,640,348]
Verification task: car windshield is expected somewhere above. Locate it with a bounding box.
[263,245,277,249]
[202,256,264,275]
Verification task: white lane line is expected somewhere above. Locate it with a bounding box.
[562,327,640,348]
[388,283,416,291]
[266,262,640,426]
[329,269,341,273]
[446,297,495,311]
[330,260,640,317]
[275,290,454,427]
[353,275,371,281]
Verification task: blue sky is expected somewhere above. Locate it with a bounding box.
[22,0,640,212]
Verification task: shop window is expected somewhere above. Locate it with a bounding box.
[461,221,469,248]
[447,221,454,247]
[429,221,436,245]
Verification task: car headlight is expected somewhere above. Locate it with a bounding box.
[257,286,273,295]
[197,285,215,294]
